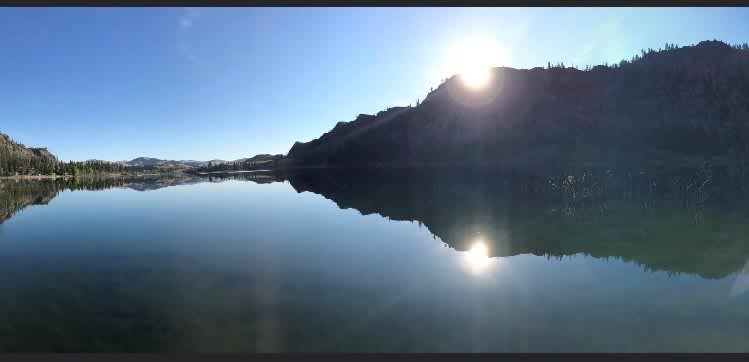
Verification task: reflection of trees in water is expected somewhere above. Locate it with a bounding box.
[0,173,277,225]
[3,167,748,279]
[285,165,749,279]
[201,170,279,184]
[0,180,60,225]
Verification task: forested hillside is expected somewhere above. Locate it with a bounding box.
[0,133,58,176]
[0,132,141,177]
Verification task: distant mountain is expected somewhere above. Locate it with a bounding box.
[123,155,280,169]
[123,157,212,168]
[1,132,273,174]
[124,157,171,167]
[239,154,283,165]
[185,154,285,173]
[286,40,749,169]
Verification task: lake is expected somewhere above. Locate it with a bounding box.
[1,167,748,352]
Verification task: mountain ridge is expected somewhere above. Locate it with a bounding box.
[5,40,749,173]
[121,156,276,169]
[284,40,749,169]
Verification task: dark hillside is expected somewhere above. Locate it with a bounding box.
[287,41,749,168]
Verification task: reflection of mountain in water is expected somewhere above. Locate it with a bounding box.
[5,167,749,279]
[284,166,749,279]
[0,173,271,225]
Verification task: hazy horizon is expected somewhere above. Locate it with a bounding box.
[3,7,749,162]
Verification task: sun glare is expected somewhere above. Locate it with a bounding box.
[464,240,491,274]
[461,67,492,89]
[446,37,507,90]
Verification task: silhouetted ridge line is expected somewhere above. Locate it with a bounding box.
[285,40,749,169]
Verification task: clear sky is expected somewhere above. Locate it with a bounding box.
[2,7,749,162]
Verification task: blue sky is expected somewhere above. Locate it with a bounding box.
[1,7,748,162]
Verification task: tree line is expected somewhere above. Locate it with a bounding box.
[56,160,145,177]
[0,157,145,177]
[544,41,749,71]
[0,138,143,177]
[0,147,143,176]
[191,158,280,173]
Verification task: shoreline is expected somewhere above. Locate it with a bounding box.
[0,173,174,181]
[0,174,72,180]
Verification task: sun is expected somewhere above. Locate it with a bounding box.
[461,67,492,89]
[444,37,507,90]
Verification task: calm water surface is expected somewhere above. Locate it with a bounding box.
[0,169,748,352]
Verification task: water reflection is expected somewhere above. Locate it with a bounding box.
[280,166,749,280]
[4,166,749,280]
[1,167,749,351]
[729,259,749,297]
[463,240,491,275]
[0,172,275,225]
[3,167,749,281]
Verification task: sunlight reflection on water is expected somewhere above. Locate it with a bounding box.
[462,239,494,276]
